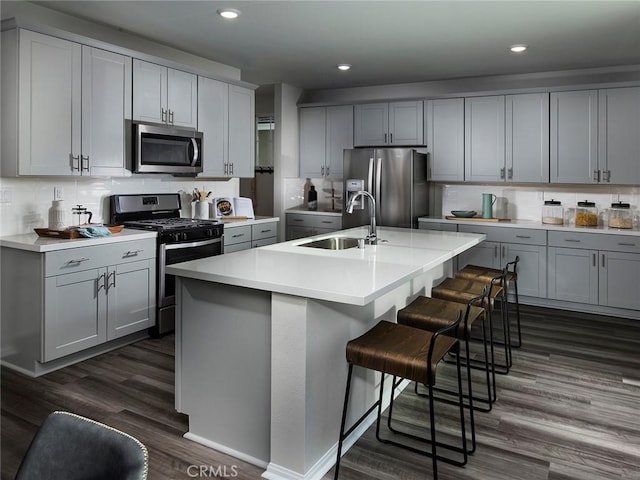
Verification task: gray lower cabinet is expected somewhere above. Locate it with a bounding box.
[457,225,547,298]
[418,221,458,232]
[1,238,156,370]
[286,213,342,240]
[224,222,278,252]
[547,231,640,310]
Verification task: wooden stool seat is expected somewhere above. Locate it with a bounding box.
[456,264,516,284]
[432,277,503,305]
[346,320,458,385]
[398,296,484,338]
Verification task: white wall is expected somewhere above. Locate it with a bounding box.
[0,176,239,236]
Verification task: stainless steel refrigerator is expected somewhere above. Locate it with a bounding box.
[342,148,428,229]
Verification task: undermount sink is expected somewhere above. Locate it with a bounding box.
[299,236,360,250]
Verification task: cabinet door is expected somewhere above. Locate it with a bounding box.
[43,268,106,361]
[426,98,464,181]
[106,259,155,340]
[457,241,501,271]
[228,85,255,177]
[167,68,197,128]
[299,107,326,178]
[325,105,353,178]
[82,47,132,176]
[464,96,505,182]
[599,251,640,310]
[198,77,228,177]
[506,93,549,183]
[547,247,598,304]
[133,59,167,124]
[598,87,640,185]
[18,30,81,176]
[389,101,423,145]
[502,243,547,298]
[550,90,598,183]
[354,103,389,146]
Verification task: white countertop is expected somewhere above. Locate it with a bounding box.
[418,216,640,237]
[167,226,485,306]
[0,229,158,253]
[221,216,279,228]
[286,208,342,216]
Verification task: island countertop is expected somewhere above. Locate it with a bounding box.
[166,226,485,305]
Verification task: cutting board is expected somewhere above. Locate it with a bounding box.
[445,216,511,222]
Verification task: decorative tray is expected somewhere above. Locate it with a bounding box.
[34,225,124,239]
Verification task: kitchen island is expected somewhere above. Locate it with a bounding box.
[167,226,485,480]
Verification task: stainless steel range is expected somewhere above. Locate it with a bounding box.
[110,193,223,336]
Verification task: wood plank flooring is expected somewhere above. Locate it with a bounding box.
[2,305,640,480]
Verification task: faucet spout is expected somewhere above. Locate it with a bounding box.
[346,190,377,244]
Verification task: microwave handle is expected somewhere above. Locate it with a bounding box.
[190,138,199,166]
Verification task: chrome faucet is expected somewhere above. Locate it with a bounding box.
[346,190,377,245]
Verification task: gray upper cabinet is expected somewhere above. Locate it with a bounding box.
[198,79,255,178]
[598,87,640,185]
[464,96,505,182]
[133,59,197,128]
[1,29,131,177]
[425,98,464,181]
[506,92,550,183]
[550,90,598,183]
[354,101,423,146]
[299,105,353,178]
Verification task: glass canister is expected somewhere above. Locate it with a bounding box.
[607,202,634,229]
[575,200,598,227]
[542,200,564,225]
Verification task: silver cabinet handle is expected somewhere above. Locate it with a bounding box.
[507,167,513,179]
[494,245,498,258]
[293,218,304,222]
[67,257,89,265]
[169,110,174,125]
[321,165,324,176]
[592,253,596,267]
[601,253,605,268]
[321,221,333,224]
[390,132,393,143]
[124,249,143,257]
[604,170,611,182]
[384,133,387,144]
[260,229,272,233]
[70,154,80,171]
[232,233,245,238]
[161,108,167,123]
[593,170,601,182]
[107,271,116,290]
[97,272,107,292]
[326,165,330,176]
[81,155,89,172]
[224,162,228,175]
[500,167,506,179]
[502,245,506,258]
[230,162,234,175]
[617,242,636,247]
[564,239,581,243]
[515,235,531,239]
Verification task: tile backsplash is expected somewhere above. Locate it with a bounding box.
[0,176,239,236]
[441,184,640,223]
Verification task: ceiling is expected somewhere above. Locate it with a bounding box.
[25,1,640,90]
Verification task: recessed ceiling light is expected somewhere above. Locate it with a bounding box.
[337,64,351,71]
[510,44,528,53]
[218,8,241,20]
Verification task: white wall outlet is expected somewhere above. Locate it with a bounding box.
[54,187,64,200]
[0,188,11,204]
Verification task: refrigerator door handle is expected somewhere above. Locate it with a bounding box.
[376,157,382,224]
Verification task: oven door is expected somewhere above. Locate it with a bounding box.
[159,237,223,309]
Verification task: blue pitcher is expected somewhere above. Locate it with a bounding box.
[482,193,497,218]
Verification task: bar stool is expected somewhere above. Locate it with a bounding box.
[431,270,511,377]
[395,292,489,456]
[334,315,466,480]
[456,256,522,348]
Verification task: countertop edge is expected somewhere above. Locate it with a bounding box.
[0,229,158,252]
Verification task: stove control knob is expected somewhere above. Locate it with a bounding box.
[181,232,188,241]
[206,229,214,237]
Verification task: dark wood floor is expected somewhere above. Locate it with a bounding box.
[2,305,640,480]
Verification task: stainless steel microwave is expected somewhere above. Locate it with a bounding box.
[132,122,203,175]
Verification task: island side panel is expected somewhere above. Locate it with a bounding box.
[175,278,272,467]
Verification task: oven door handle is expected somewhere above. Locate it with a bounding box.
[163,237,222,251]
[158,236,223,306]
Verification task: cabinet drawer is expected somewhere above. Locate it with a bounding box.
[286,213,315,228]
[224,241,251,253]
[548,230,640,253]
[224,225,252,246]
[254,237,277,248]
[458,225,546,245]
[44,239,155,277]
[419,222,458,232]
[252,222,278,241]
[311,215,341,230]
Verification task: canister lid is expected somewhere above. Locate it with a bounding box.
[577,200,596,207]
[544,199,562,205]
[610,202,630,209]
